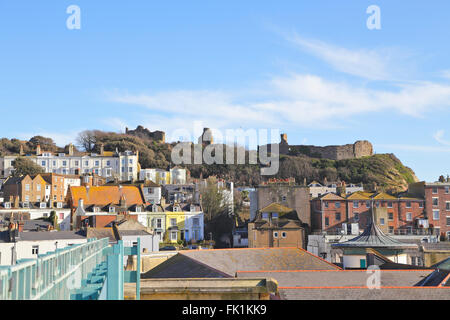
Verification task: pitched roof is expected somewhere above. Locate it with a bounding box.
[18,231,86,241]
[70,186,144,206]
[85,228,117,242]
[371,192,397,200]
[260,203,294,214]
[143,248,340,279]
[316,193,346,201]
[346,191,374,200]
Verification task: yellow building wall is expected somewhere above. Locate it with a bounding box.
[164,212,185,243]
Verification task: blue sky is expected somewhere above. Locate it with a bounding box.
[1,1,450,181]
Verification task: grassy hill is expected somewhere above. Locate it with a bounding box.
[0,130,419,194]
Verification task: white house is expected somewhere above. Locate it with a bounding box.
[0,148,138,182]
[184,209,204,243]
[141,181,162,204]
[0,231,87,266]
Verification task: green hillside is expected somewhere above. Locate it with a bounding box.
[0,130,419,194]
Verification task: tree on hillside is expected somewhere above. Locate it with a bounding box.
[200,177,228,221]
[27,136,58,152]
[12,157,44,176]
[76,130,97,152]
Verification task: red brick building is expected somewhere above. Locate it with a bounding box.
[311,193,347,232]
[311,191,425,235]
[409,182,450,240]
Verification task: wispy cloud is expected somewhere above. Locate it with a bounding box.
[434,130,450,146]
[106,74,450,133]
[284,33,407,81]
[104,34,450,141]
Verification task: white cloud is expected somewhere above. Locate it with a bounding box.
[106,73,450,133]
[104,35,450,139]
[285,33,399,81]
[434,130,450,146]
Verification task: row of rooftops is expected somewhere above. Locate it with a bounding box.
[313,190,424,201]
[75,202,202,214]
[3,143,138,158]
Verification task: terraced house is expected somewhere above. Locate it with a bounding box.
[163,202,204,244]
[409,181,450,240]
[67,185,204,243]
[311,191,426,236]
[0,144,138,182]
[68,185,146,229]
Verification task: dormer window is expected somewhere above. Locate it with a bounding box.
[272,213,279,219]
[262,213,269,220]
[40,202,46,209]
[109,206,115,213]
[22,202,29,208]
[4,202,11,209]
[94,207,100,213]
[135,206,142,213]
[57,202,63,209]
[152,205,157,212]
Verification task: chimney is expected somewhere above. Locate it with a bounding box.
[78,198,84,210]
[100,144,104,156]
[280,133,288,144]
[161,196,166,207]
[68,143,74,156]
[17,222,24,232]
[14,196,19,209]
[19,144,24,156]
[36,144,41,156]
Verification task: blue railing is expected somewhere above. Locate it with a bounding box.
[0,237,141,300]
[0,238,109,300]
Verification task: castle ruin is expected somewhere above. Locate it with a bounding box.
[264,134,373,160]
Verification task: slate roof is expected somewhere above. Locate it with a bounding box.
[85,228,116,242]
[18,231,86,241]
[119,230,152,236]
[278,287,450,300]
[236,269,449,300]
[237,270,432,288]
[142,247,340,279]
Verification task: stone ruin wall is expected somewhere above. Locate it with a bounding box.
[291,140,374,160]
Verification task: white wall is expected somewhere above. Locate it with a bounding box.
[122,234,159,253]
[0,238,87,266]
[0,209,72,231]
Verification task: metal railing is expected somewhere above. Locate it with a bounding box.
[393,229,434,236]
[0,238,109,300]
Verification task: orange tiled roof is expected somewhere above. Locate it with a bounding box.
[70,186,144,206]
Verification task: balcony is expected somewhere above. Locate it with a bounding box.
[393,228,434,236]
